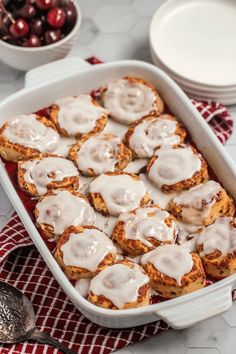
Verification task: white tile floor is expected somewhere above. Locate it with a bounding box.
[0,0,236,353]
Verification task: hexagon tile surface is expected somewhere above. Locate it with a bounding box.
[178,316,229,348]
[94,4,137,33]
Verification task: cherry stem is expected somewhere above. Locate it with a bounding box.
[0,0,15,24]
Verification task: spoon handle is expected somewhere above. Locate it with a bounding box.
[30,328,77,354]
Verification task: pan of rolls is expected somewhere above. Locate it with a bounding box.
[0,59,235,329]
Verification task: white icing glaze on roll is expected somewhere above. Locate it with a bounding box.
[177,220,202,245]
[103,79,157,125]
[148,146,202,188]
[124,159,148,174]
[89,174,148,216]
[197,217,236,256]
[141,244,193,285]
[76,134,121,175]
[36,190,95,235]
[75,278,91,298]
[140,173,178,209]
[89,263,149,308]
[129,117,180,158]
[21,157,79,195]
[53,136,76,157]
[119,207,177,247]
[55,95,107,136]
[3,114,59,152]
[172,181,222,225]
[61,228,116,271]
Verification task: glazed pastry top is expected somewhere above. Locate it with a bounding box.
[3,114,59,152]
[129,117,180,158]
[141,244,193,285]
[172,180,222,225]
[118,206,177,247]
[21,156,79,195]
[197,217,236,256]
[148,146,202,187]
[76,134,121,175]
[103,79,157,124]
[55,95,107,135]
[36,190,95,235]
[89,263,149,308]
[173,180,221,208]
[89,173,148,216]
[61,228,116,272]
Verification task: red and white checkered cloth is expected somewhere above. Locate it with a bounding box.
[0,57,234,354]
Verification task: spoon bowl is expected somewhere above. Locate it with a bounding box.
[0,281,76,353]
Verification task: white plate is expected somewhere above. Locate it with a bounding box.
[151,48,236,94]
[151,47,236,104]
[150,0,236,87]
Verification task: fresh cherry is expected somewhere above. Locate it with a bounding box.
[19,4,36,19]
[10,18,29,38]
[30,17,44,35]
[23,34,41,47]
[47,7,65,28]
[35,0,53,10]
[64,2,76,25]
[44,28,61,44]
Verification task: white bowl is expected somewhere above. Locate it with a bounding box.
[0,1,81,71]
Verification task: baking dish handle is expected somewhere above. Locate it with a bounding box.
[24,57,91,88]
[156,286,232,329]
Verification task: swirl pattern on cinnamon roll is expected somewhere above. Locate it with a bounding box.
[69,133,132,176]
[55,225,117,280]
[124,115,186,158]
[112,205,178,256]
[141,244,206,298]
[101,76,164,125]
[197,217,236,279]
[169,180,235,226]
[0,114,60,161]
[87,260,150,309]
[147,145,208,193]
[18,155,80,197]
[35,189,95,239]
[50,95,108,138]
[88,172,151,216]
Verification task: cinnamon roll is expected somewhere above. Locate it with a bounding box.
[18,155,80,197]
[197,217,236,279]
[0,114,60,162]
[35,189,95,239]
[169,180,235,226]
[87,260,150,309]
[55,225,117,280]
[88,171,151,217]
[68,133,132,176]
[124,114,186,158]
[112,205,178,256]
[101,76,164,125]
[141,244,206,299]
[50,95,108,138]
[147,145,208,193]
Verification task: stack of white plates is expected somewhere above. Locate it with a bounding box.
[149,0,236,105]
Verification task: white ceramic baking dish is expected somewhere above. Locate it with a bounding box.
[0,57,236,330]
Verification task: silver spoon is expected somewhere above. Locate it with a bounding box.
[0,281,77,354]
